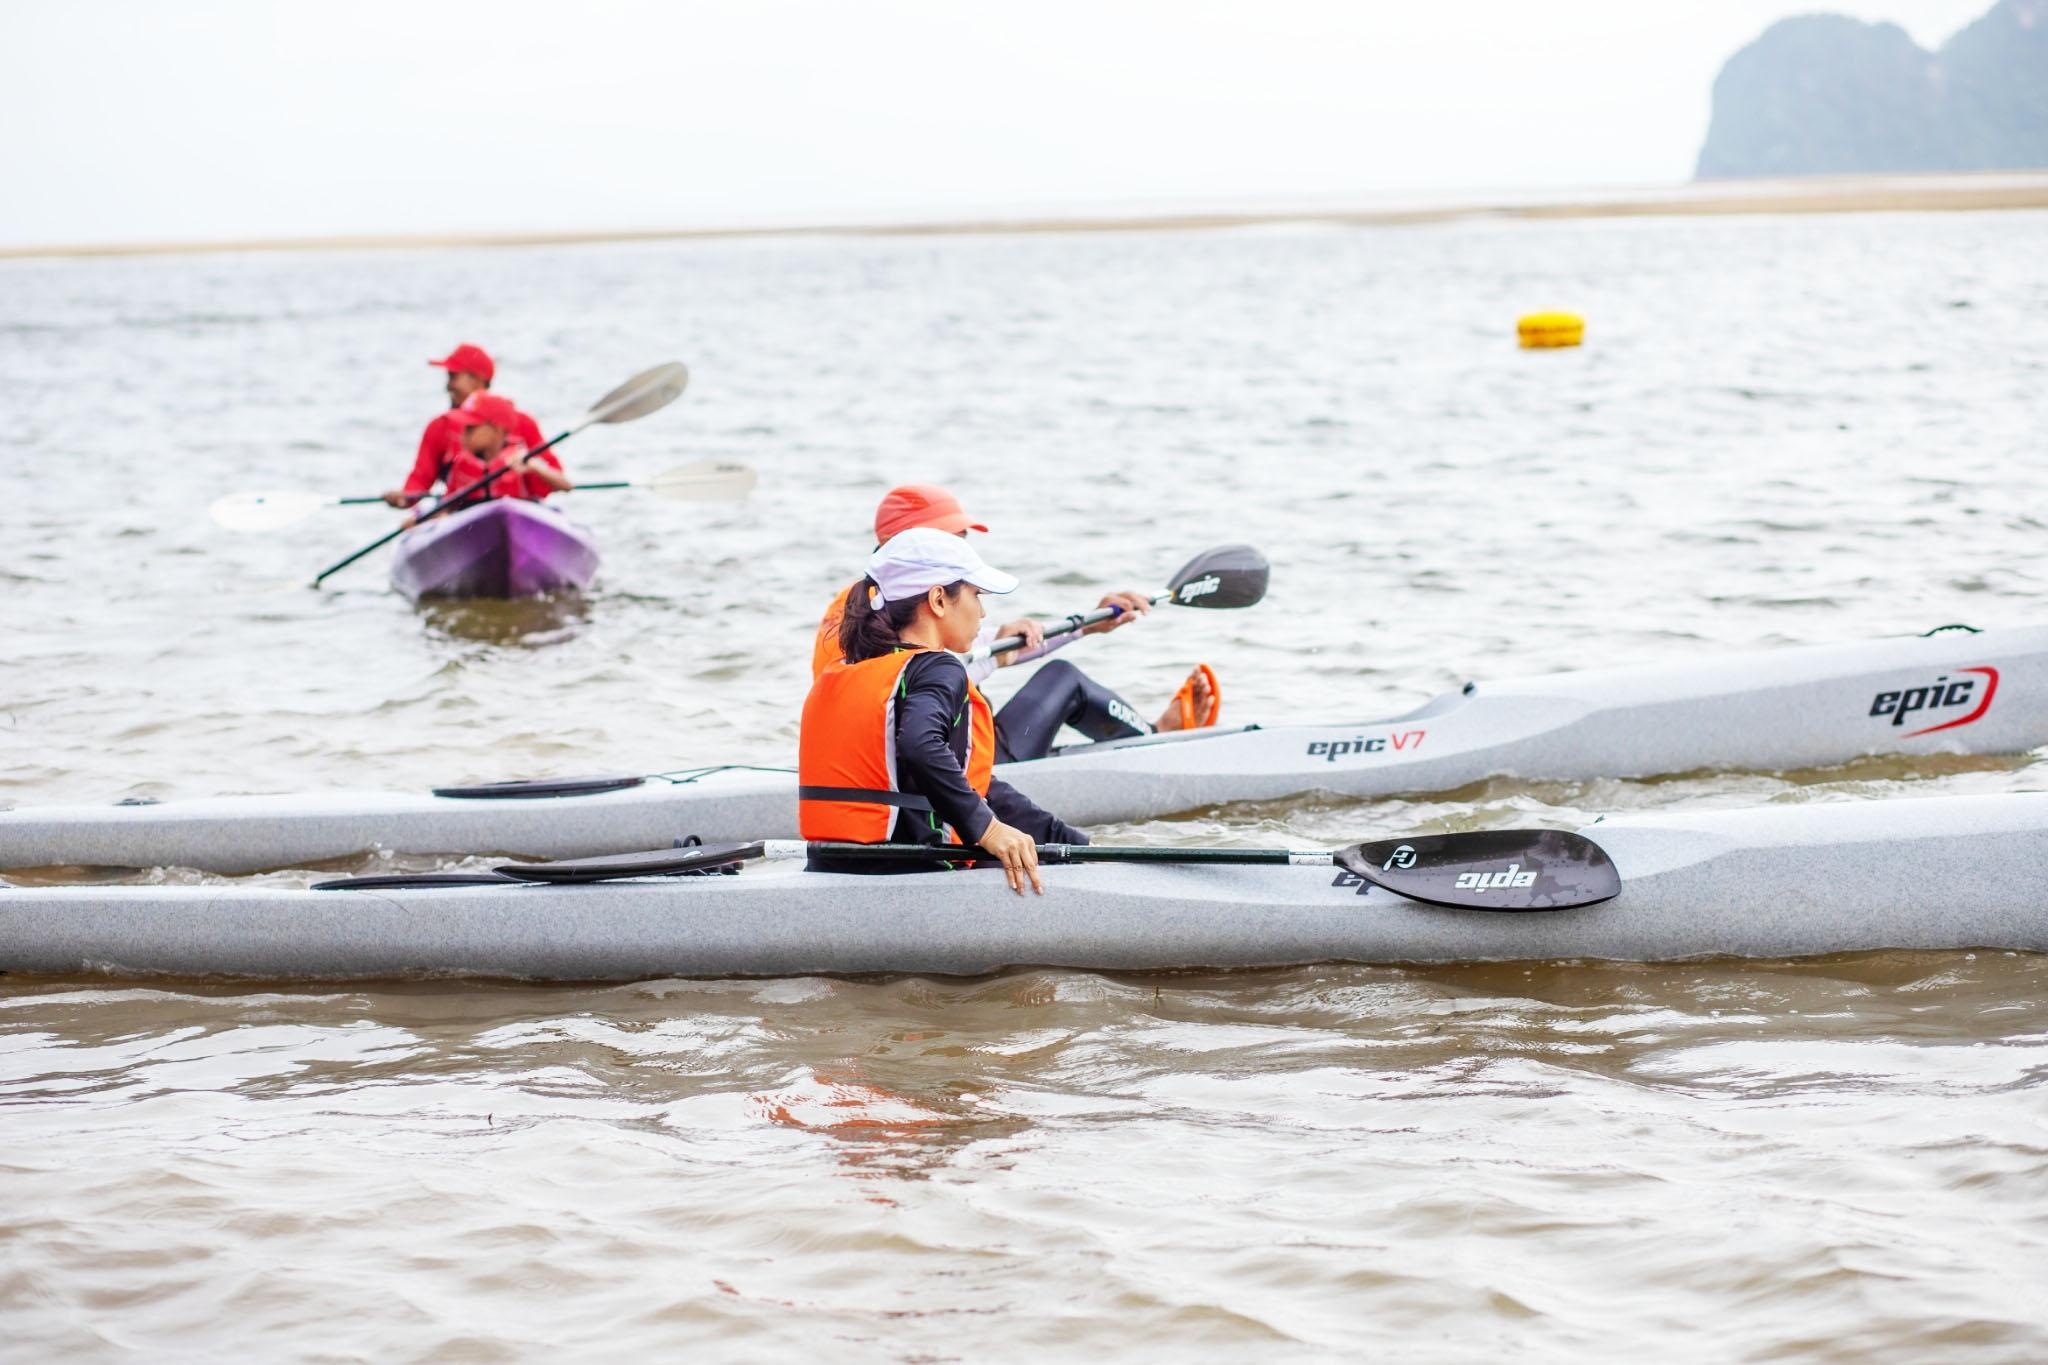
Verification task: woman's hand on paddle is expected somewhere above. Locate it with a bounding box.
[1081,591,1152,636]
[978,820,1043,895]
[994,617,1044,666]
[381,489,415,508]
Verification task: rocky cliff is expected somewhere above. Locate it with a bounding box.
[1696,0,2048,178]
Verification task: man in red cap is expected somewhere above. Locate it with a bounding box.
[399,393,571,526]
[383,343,552,509]
[811,484,1219,762]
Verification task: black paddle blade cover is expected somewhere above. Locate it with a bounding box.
[1166,544,1269,609]
[432,775,646,800]
[1337,830,1619,912]
[497,841,764,883]
[311,872,521,892]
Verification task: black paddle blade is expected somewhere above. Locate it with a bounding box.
[1165,543,1269,609]
[498,841,763,883]
[1336,830,1618,912]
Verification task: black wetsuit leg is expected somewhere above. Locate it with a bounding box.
[993,659,1151,763]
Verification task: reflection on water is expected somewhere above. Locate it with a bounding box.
[416,590,594,646]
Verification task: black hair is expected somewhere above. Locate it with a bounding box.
[840,577,967,663]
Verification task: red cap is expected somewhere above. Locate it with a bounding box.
[873,484,988,542]
[428,343,495,382]
[453,393,520,430]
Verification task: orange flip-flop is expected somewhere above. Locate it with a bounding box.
[1173,663,1221,730]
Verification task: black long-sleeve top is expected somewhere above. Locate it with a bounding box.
[808,650,1087,874]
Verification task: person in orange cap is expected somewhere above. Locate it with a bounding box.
[383,343,552,509]
[811,484,1219,763]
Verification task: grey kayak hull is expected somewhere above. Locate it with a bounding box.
[3,794,2045,979]
[7,623,2048,874]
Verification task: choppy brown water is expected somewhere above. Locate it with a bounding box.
[5,957,2047,1361]
[4,210,2048,1358]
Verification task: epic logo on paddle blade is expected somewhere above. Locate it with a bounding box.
[1175,574,1221,603]
[1453,864,1539,892]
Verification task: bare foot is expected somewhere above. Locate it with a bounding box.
[1156,665,1215,732]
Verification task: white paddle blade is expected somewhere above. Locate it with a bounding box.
[645,459,758,502]
[588,361,690,425]
[210,490,331,532]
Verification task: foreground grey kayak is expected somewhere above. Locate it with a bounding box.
[3,793,2044,979]
[6,622,2046,874]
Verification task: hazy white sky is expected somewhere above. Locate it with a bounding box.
[0,0,1995,247]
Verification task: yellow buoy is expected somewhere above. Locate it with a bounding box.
[1517,312,1584,349]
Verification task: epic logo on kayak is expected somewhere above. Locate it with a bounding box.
[1306,731,1426,762]
[1868,666,1998,738]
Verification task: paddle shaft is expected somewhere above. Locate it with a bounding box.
[961,543,1266,663]
[493,827,1614,910]
[760,839,1324,865]
[744,837,1605,911]
[311,423,581,585]
[979,594,1165,661]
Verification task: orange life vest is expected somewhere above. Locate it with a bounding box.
[812,583,855,680]
[799,648,995,843]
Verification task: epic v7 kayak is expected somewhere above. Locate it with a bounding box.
[2,793,2044,979]
[4,623,2045,874]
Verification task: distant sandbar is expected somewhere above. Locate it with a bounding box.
[7,171,2046,262]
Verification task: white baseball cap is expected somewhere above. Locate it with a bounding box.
[868,526,1019,604]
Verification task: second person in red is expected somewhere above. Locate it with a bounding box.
[385,343,550,509]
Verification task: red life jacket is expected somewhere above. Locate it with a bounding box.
[406,407,557,501]
[442,439,563,504]
[798,648,995,843]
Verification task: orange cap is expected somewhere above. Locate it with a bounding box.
[873,484,988,543]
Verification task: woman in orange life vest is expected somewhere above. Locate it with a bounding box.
[812,485,1221,758]
[800,527,1084,895]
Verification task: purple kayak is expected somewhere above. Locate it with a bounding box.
[389,498,601,601]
